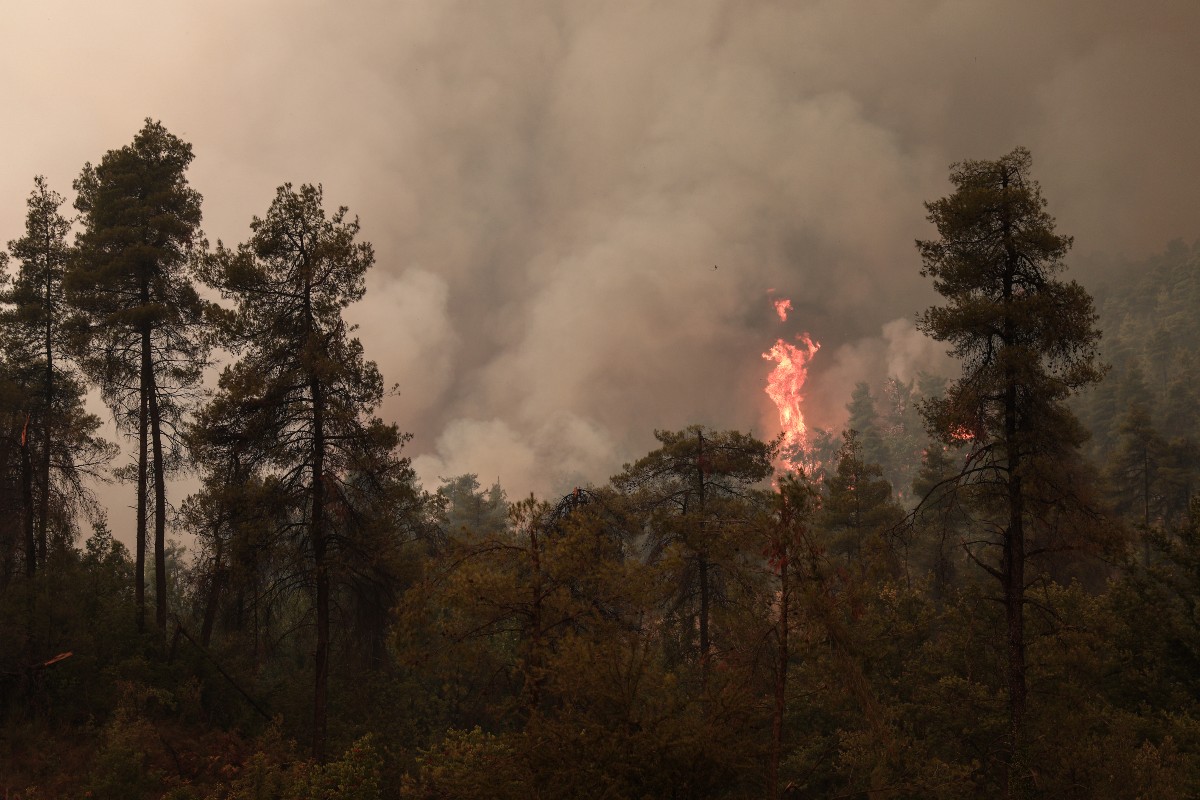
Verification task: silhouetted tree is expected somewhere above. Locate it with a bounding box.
[202,182,408,761]
[3,177,114,574]
[67,120,208,635]
[612,426,774,680]
[916,147,1104,794]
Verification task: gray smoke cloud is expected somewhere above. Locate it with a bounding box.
[2,1,1198,538]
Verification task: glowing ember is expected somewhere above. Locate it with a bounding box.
[949,425,974,442]
[773,298,792,322]
[762,333,820,456]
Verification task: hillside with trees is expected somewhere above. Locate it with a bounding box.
[1,126,1199,799]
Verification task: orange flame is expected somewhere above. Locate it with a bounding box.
[772,298,792,322]
[949,425,974,442]
[762,333,820,456]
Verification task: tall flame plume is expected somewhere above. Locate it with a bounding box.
[762,332,820,458]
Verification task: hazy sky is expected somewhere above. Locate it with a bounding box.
[2,1,1198,543]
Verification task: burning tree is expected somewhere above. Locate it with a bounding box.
[915,147,1104,794]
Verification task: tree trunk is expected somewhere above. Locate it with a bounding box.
[149,375,168,636]
[698,553,710,679]
[1003,459,1027,797]
[311,376,329,762]
[695,430,709,681]
[200,528,225,649]
[1001,195,1027,797]
[39,272,53,565]
[1143,447,1152,566]
[136,324,150,634]
[21,416,35,579]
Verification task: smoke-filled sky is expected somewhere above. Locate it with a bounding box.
[2,1,1198,541]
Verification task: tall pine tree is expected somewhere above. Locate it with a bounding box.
[67,120,208,635]
[916,147,1104,794]
[202,182,410,761]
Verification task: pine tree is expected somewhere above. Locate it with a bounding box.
[916,147,1105,794]
[819,429,904,576]
[3,177,114,572]
[202,182,409,761]
[1105,403,1167,563]
[846,382,890,473]
[67,120,208,635]
[611,426,774,680]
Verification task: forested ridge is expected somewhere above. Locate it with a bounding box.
[1,124,1199,799]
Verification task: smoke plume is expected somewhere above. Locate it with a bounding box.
[2,0,1197,523]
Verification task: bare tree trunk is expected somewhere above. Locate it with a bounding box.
[136,325,150,634]
[1003,454,1027,798]
[1001,203,1027,798]
[149,377,168,636]
[38,274,53,564]
[21,416,35,579]
[200,533,225,649]
[696,429,709,682]
[311,376,329,763]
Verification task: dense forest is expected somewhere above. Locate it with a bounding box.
[1,123,1198,799]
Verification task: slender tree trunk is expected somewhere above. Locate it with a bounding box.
[35,425,48,567]
[0,434,12,586]
[200,531,225,649]
[698,553,710,678]
[149,375,168,636]
[1143,448,1152,566]
[1001,197,1027,797]
[39,273,53,564]
[21,416,35,579]
[696,430,709,682]
[136,325,150,634]
[311,376,329,762]
[1003,451,1027,797]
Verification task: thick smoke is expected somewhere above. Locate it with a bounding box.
[2,1,1198,525]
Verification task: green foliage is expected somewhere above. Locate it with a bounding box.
[819,429,904,576]
[436,474,508,542]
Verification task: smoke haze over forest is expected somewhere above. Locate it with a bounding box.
[2,0,1198,541]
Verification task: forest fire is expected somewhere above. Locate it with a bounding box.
[762,331,820,461]
[773,298,792,322]
[949,425,975,442]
